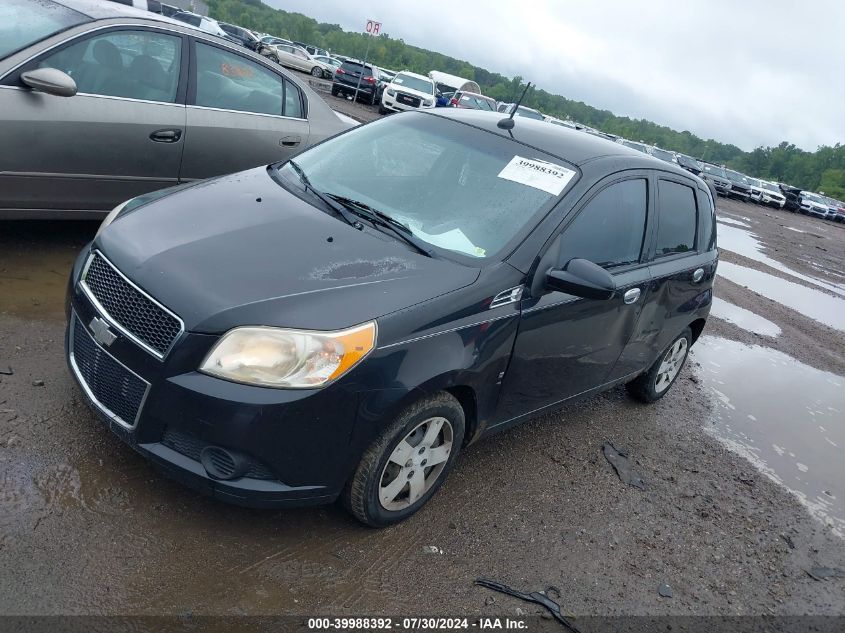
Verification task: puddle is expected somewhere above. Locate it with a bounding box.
[717,223,845,297]
[693,336,845,539]
[717,216,751,228]
[0,221,97,321]
[717,261,845,332]
[709,297,781,337]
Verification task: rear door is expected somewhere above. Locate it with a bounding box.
[619,174,714,374]
[495,174,654,422]
[0,27,187,213]
[181,38,310,181]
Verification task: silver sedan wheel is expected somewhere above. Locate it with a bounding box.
[379,417,453,511]
[654,337,688,393]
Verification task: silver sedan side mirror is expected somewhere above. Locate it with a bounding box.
[21,67,77,97]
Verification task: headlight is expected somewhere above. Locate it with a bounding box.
[386,89,395,97]
[200,322,376,388]
[95,199,130,237]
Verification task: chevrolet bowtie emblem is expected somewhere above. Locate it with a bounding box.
[89,316,117,347]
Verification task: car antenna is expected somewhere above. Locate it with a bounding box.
[498,82,532,130]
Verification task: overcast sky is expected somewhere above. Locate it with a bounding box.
[267,0,844,152]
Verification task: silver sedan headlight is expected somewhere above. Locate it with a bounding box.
[200,322,376,389]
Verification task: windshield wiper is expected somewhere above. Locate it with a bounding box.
[286,160,363,230]
[324,194,437,258]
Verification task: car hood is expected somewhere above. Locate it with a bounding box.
[389,84,434,100]
[97,167,480,334]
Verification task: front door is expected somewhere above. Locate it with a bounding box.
[0,28,186,213]
[495,175,653,423]
[181,40,310,181]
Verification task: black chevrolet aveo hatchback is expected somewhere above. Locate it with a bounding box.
[66,109,717,526]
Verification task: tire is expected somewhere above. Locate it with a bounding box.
[331,86,339,97]
[270,55,279,64]
[311,66,322,77]
[626,328,692,403]
[378,105,387,115]
[344,392,465,527]
[369,92,377,106]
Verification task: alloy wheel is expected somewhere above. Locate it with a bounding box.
[378,417,453,511]
[654,337,688,393]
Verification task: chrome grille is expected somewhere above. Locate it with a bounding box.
[71,315,148,429]
[82,251,182,357]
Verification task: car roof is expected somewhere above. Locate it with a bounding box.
[53,0,185,26]
[425,109,695,174]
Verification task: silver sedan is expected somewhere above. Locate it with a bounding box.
[0,0,352,218]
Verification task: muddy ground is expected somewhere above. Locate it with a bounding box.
[1,170,844,622]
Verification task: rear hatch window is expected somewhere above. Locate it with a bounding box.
[340,61,372,76]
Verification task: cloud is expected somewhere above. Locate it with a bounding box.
[266,0,845,151]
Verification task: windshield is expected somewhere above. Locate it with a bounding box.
[747,178,760,187]
[392,73,434,95]
[702,164,726,177]
[802,192,823,203]
[0,0,89,61]
[436,82,458,96]
[515,106,544,120]
[280,114,576,260]
[651,148,674,161]
[456,94,496,110]
[762,182,779,193]
[726,170,748,184]
[622,140,648,153]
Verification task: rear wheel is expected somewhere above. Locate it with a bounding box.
[331,86,340,97]
[626,328,692,403]
[311,66,322,77]
[378,105,388,115]
[344,393,465,527]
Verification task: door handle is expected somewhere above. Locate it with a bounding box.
[623,288,641,304]
[692,268,705,283]
[280,135,301,147]
[149,129,182,143]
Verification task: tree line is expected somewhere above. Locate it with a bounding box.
[209,0,845,199]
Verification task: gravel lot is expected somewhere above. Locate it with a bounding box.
[1,151,844,622]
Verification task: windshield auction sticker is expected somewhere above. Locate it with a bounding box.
[497,156,576,195]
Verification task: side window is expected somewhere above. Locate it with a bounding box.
[195,42,284,116]
[655,180,698,257]
[558,179,648,268]
[283,78,303,118]
[39,30,181,103]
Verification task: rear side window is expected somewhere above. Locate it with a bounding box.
[558,179,648,268]
[655,180,698,257]
[196,42,304,117]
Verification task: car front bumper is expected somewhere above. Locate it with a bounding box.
[65,249,360,508]
[381,96,433,112]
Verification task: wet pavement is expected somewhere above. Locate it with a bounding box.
[693,336,844,538]
[2,196,845,618]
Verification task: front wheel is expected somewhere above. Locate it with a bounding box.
[626,328,692,403]
[343,393,465,527]
[311,66,322,77]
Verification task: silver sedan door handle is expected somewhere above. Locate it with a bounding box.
[692,268,705,283]
[280,135,302,147]
[623,288,641,304]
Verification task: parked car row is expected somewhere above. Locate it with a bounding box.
[210,19,845,228]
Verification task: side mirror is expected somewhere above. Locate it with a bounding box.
[545,258,615,300]
[21,68,77,97]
